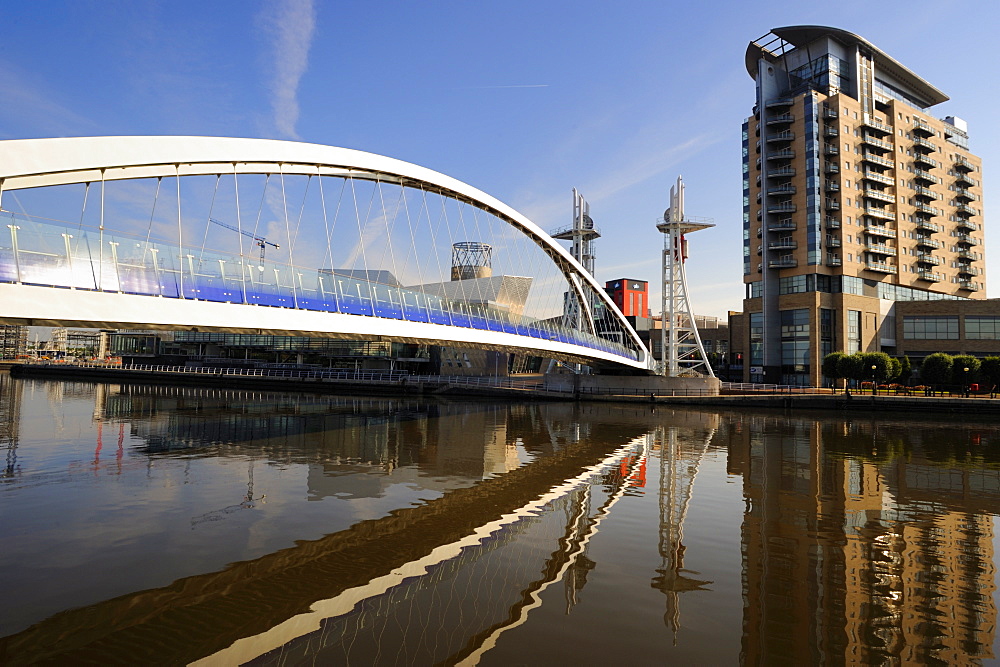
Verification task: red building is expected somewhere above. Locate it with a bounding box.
[605,278,649,318]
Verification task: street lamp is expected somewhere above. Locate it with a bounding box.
[964,366,970,397]
[871,364,878,396]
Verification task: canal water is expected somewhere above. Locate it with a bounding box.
[1,374,999,665]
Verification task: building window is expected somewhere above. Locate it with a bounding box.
[966,316,1000,340]
[902,316,959,340]
[749,312,764,366]
[847,310,861,354]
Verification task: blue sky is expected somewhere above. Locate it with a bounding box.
[1,0,996,317]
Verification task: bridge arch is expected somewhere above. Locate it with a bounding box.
[0,137,649,371]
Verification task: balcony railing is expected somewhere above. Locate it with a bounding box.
[823,127,839,138]
[863,188,894,203]
[914,202,938,215]
[959,281,981,291]
[954,155,974,171]
[866,244,896,256]
[958,265,982,277]
[766,131,795,143]
[912,136,935,151]
[862,152,893,168]
[768,257,798,269]
[955,219,980,232]
[862,170,893,185]
[956,203,978,216]
[864,207,894,220]
[822,106,838,119]
[865,262,897,274]
[766,113,795,125]
[825,199,840,210]
[823,145,839,155]
[767,184,796,196]
[864,225,896,238]
[954,188,975,201]
[768,219,796,231]
[767,202,796,213]
[768,239,797,250]
[826,255,843,267]
[825,237,842,248]
[912,118,934,136]
[915,218,941,232]
[863,134,893,151]
[825,163,840,174]
[913,186,939,200]
[767,149,795,160]
[957,249,979,260]
[767,166,796,178]
[825,217,841,229]
[913,153,939,168]
[766,97,794,109]
[825,181,840,192]
[917,271,943,282]
[957,233,980,246]
[915,252,942,265]
[955,172,976,186]
[862,116,892,134]
[914,236,943,249]
[913,168,936,183]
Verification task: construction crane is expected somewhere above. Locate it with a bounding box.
[209,218,280,263]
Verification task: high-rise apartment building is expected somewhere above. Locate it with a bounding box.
[743,26,985,385]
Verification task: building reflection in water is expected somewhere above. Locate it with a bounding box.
[725,413,998,665]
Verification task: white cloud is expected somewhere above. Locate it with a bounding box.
[257,0,316,140]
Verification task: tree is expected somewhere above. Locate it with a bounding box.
[898,356,913,385]
[837,353,863,390]
[822,352,846,392]
[952,355,981,391]
[887,357,902,383]
[920,353,953,390]
[981,357,1000,391]
[859,351,892,384]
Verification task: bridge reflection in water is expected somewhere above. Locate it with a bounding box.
[1,377,1000,664]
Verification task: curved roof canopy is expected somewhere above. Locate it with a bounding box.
[745,25,948,107]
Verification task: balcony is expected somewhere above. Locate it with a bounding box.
[825,198,840,210]
[862,152,893,168]
[862,134,893,151]
[915,218,941,233]
[767,166,796,178]
[768,219,796,231]
[862,170,893,185]
[822,106,838,119]
[767,202,796,214]
[914,202,938,215]
[826,255,843,267]
[825,237,842,248]
[912,136,935,151]
[955,218,980,232]
[959,281,982,292]
[766,97,794,109]
[825,163,840,174]
[767,184,796,196]
[823,145,839,156]
[957,249,979,260]
[917,271,943,282]
[766,131,795,143]
[866,244,896,256]
[913,186,939,200]
[825,181,840,192]
[913,153,939,168]
[955,171,976,187]
[915,252,942,265]
[823,127,839,138]
[825,216,841,229]
[864,225,896,239]
[913,168,936,183]
[768,256,798,269]
[958,265,982,277]
[766,113,794,125]
[957,233,980,246]
[912,118,934,136]
[954,155,974,172]
[863,188,895,203]
[914,236,943,250]
[862,116,892,134]
[956,203,978,216]
[768,238,797,251]
[864,207,894,221]
[954,188,975,201]
[767,149,795,160]
[865,262,897,274]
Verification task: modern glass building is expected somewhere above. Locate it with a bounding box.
[743,26,985,385]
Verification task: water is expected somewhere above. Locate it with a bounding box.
[1,374,999,665]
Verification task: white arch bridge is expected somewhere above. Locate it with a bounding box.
[0,137,651,371]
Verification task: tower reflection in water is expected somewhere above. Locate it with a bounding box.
[726,413,998,664]
[1,373,999,664]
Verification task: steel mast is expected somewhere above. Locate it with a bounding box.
[657,176,715,377]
